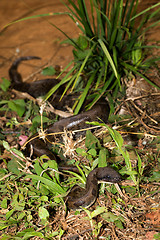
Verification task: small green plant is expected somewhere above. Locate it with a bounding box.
[0,78,10,92]
[0,99,26,117]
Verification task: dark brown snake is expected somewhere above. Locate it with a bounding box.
[9,56,121,209]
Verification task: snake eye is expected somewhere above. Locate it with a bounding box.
[106,175,111,179]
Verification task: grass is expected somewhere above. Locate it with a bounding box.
[0,103,159,238]
[45,0,160,112]
[0,80,160,238]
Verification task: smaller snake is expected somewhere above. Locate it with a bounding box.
[65,167,121,210]
[9,57,122,209]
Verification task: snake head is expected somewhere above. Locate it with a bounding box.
[96,167,122,183]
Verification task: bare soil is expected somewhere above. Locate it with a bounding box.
[0,0,79,82]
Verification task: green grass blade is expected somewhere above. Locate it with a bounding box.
[87,73,115,109]
[141,20,160,35]
[121,0,130,25]
[97,9,111,40]
[121,62,160,89]
[62,0,86,34]
[74,70,97,114]
[98,39,118,79]
[59,75,76,101]
[130,2,160,21]
[45,64,77,101]
[76,0,93,37]
[25,175,65,194]
[90,0,96,34]
[95,67,104,90]
[124,0,137,27]
[92,0,105,39]
[71,42,97,92]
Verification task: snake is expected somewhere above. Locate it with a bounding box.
[9,56,122,209]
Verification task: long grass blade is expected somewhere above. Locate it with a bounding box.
[97,9,111,40]
[87,73,115,109]
[77,0,93,37]
[98,39,118,79]
[45,65,77,101]
[130,2,160,21]
[71,42,97,92]
[121,62,160,89]
[90,0,96,34]
[74,70,97,114]
[92,0,105,39]
[25,175,65,194]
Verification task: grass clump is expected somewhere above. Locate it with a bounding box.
[45,0,160,112]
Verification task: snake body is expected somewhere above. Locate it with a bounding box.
[9,57,121,209]
[66,167,121,210]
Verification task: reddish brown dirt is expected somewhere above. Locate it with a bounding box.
[0,0,79,82]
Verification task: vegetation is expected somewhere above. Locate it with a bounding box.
[0,92,159,238]
[46,0,160,113]
[0,0,160,239]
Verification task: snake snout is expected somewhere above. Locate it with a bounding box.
[96,167,122,183]
[102,174,121,183]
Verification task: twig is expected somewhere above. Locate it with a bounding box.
[125,92,160,102]
[130,100,158,125]
[0,173,12,181]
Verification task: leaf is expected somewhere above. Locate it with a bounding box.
[1,198,8,209]
[0,224,8,231]
[12,148,25,159]
[73,49,91,60]
[17,212,26,220]
[25,174,65,194]
[90,207,106,218]
[23,232,44,239]
[106,126,124,148]
[8,99,26,117]
[102,212,119,222]
[148,171,160,182]
[88,148,97,157]
[154,232,160,240]
[39,196,48,202]
[98,149,107,167]
[32,115,50,124]
[76,148,87,156]
[38,207,49,220]
[77,35,88,49]
[85,130,99,149]
[98,39,118,79]
[42,66,56,76]
[2,140,10,151]
[0,169,7,179]
[7,159,21,175]
[6,209,15,220]
[0,78,11,92]
[115,219,124,229]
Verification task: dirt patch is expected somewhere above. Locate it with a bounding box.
[0,0,79,82]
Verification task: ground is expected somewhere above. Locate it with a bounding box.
[0,0,160,239]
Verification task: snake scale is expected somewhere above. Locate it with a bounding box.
[9,56,121,209]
